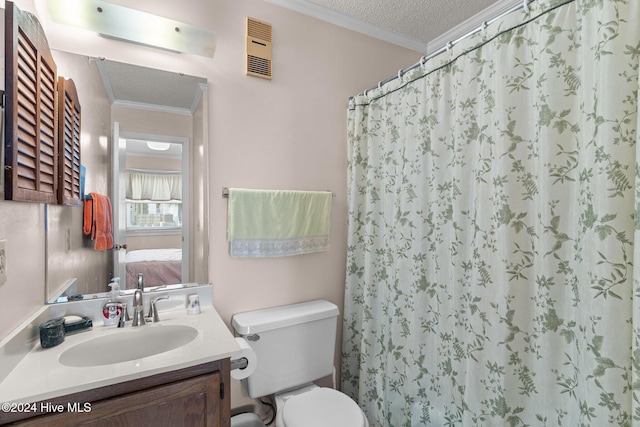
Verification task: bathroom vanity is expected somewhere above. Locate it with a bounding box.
[5,359,228,426]
[0,285,239,426]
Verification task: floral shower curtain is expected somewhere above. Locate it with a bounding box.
[342,0,640,425]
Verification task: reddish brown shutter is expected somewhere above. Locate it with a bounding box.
[57,77,81,206]
[4,1,58,203]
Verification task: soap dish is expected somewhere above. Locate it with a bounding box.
[40,318,65,348]
[63,316,93,335]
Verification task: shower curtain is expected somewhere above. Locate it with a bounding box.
[342,0,640,425]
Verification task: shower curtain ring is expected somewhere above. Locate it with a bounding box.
[397,69,403,79]
[378,81,382,89]
[447,41,454,51]
[482,21,488,34]
[420,56,427,66]
[523,0,530,14]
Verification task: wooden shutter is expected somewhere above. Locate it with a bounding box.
[57,77,81,206]
[4,1,58,203]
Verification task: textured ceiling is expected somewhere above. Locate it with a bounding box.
[268,0,520,52]
[95,58,206,112]
[308,0,498,46]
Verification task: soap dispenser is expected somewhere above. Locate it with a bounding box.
[102,278,124,326]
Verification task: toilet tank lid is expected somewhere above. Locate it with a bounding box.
[232,300,339,335]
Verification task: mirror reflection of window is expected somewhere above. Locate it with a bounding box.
[125,170,182,231]
[126,201,182,230]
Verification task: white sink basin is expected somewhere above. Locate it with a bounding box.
[59,324,198,367]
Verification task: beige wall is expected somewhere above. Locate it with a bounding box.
[126,155,182,171]
[46,51,113,298]
[0,202,45,333]
[112,107,193,141]
[1,0,421,412]
[125,235,181,252]
[206,2,419,410]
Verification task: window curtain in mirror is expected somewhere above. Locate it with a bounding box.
[126,171,182,201]
[342,0,640,425]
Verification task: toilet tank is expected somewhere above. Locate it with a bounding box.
[231,300,339,398]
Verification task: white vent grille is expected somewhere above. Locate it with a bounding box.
[246,17,272,79]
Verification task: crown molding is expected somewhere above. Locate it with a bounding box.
[264,0,527,55]
[264,0,429,53]
[112,100,193,116]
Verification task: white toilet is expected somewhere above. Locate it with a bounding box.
[230,412,265,427]
[231,299,369,427]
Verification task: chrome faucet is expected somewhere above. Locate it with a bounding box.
[137,273,144,291]
[132,289,146,327]
[148,296,169,322]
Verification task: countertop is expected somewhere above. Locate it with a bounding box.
[0,305,240,404]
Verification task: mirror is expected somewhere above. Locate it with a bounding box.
[45,51,209,303]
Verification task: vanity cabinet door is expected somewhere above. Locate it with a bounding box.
[81,373,221,427]
[12,371,225,427]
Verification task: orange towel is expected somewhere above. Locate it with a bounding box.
[83,193,114,251]
[83,198,93,237]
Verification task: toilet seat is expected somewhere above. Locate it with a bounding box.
[280,387,366,427]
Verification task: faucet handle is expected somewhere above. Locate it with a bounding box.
[149,296,170,322]
[117,304,129,328]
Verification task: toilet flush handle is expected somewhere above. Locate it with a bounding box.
[246,334,260,342]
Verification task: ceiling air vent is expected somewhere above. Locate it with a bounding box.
[246,17,272,80]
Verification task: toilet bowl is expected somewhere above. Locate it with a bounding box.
[230,412,265,427]
[274,384,368,427]
[231,300,369,427]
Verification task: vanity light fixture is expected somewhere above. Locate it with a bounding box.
[146,141,172,151]
[46,0,216,57]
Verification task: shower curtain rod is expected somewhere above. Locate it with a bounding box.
[357,0,533,97]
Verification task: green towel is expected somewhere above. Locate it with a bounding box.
[227,188,332,257]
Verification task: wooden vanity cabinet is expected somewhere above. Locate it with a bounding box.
[4,358,230,427]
